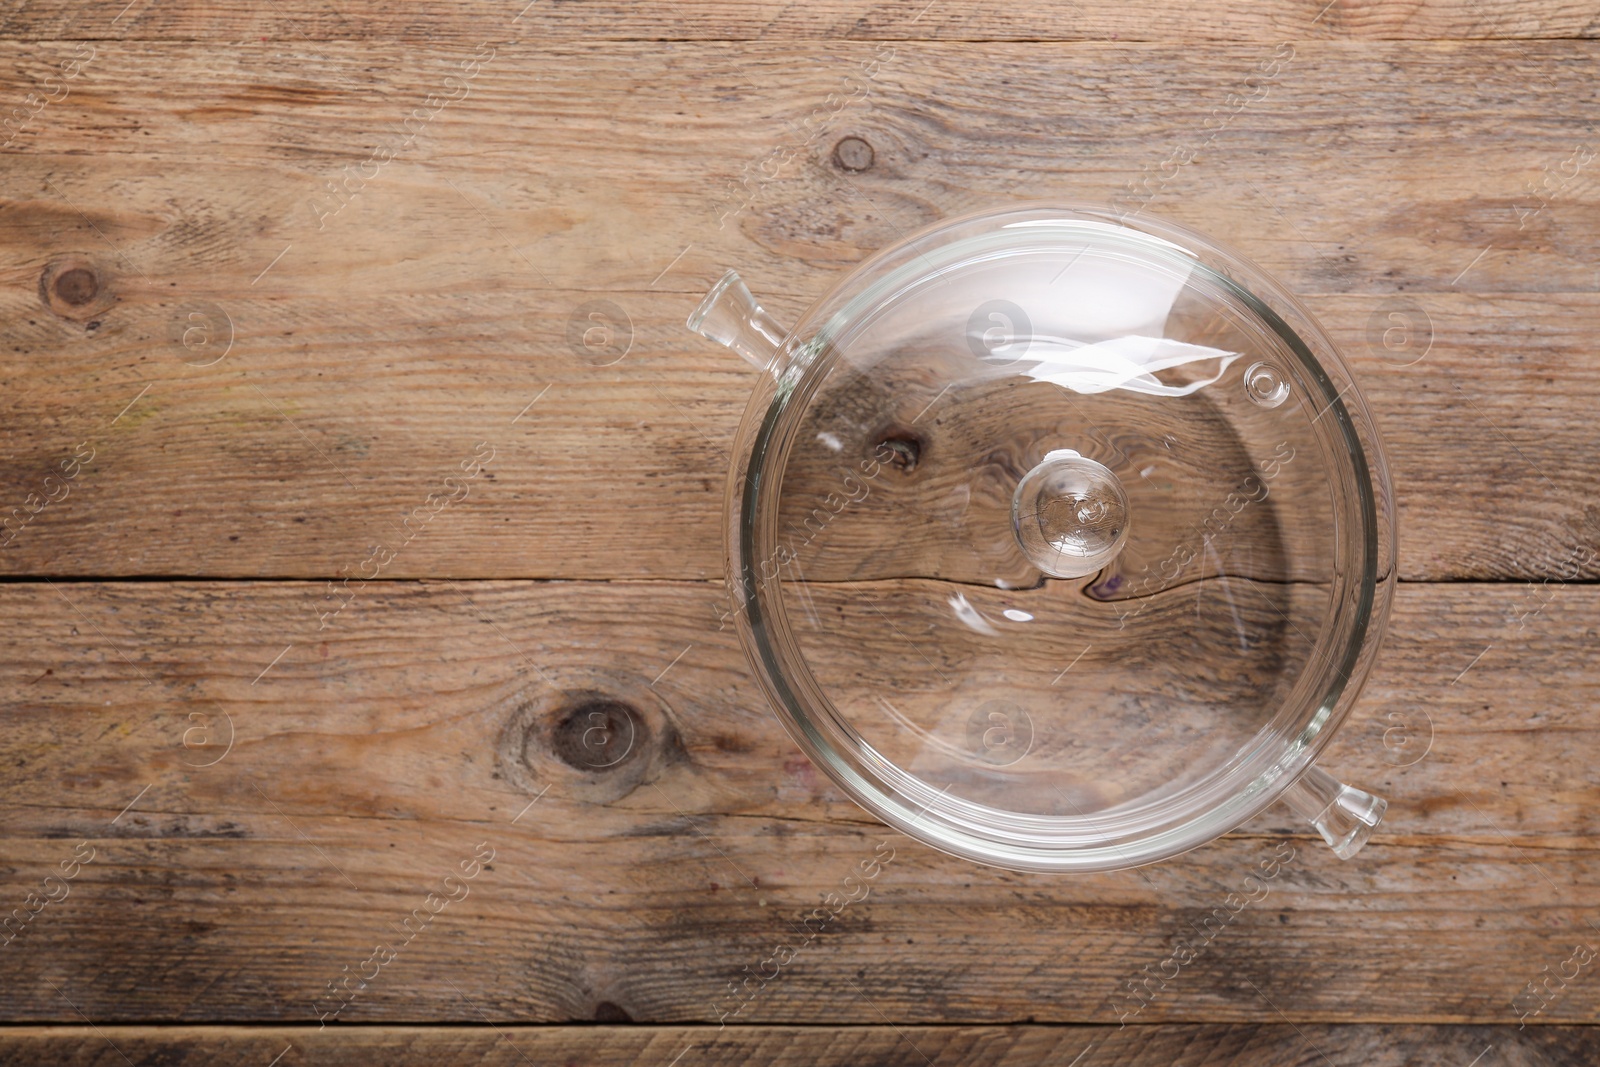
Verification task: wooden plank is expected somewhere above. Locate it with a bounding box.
[0,579,1596,1023]
[2,0,1598,42]
[0,41,1596,581]
[0,1024,1591,1066]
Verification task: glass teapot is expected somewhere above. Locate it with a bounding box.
[687,203,1395,872]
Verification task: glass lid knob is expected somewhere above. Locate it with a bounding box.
[1011,449,1129,579]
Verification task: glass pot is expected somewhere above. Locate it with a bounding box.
[687,203,1395,872]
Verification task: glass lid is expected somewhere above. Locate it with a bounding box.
[718,205,1391,871]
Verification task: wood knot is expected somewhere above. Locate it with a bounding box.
[874,429,923,473]
[54,267,97,305]
[40,256,113,320]
[832,136,875,172]
[551,699,640,771]
[498,678,682,807]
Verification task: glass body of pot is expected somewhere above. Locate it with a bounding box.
[691,205,1396,872]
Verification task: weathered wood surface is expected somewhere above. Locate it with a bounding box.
[0,41,1597,581]
[1,2,1598,1055]
[0,579,1596,1029]
[4,1,1599,41]
[0,1024,1590,1067]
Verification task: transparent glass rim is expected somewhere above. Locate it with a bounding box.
[723,202,1397,871]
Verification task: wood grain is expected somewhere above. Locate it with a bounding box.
[0,1024,1592,1067]
[2,0,1598,41]
[0,41,1595,581]
[0,10,1596,1052]
[0,578,1596,1024]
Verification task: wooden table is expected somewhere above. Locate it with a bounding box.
[1,1,1597,1063]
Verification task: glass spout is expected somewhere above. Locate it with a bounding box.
[1281,764,1386,860]
[687,269,789,377]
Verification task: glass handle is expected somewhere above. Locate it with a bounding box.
[1280,764,1386,860]
[686,269,789,377]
